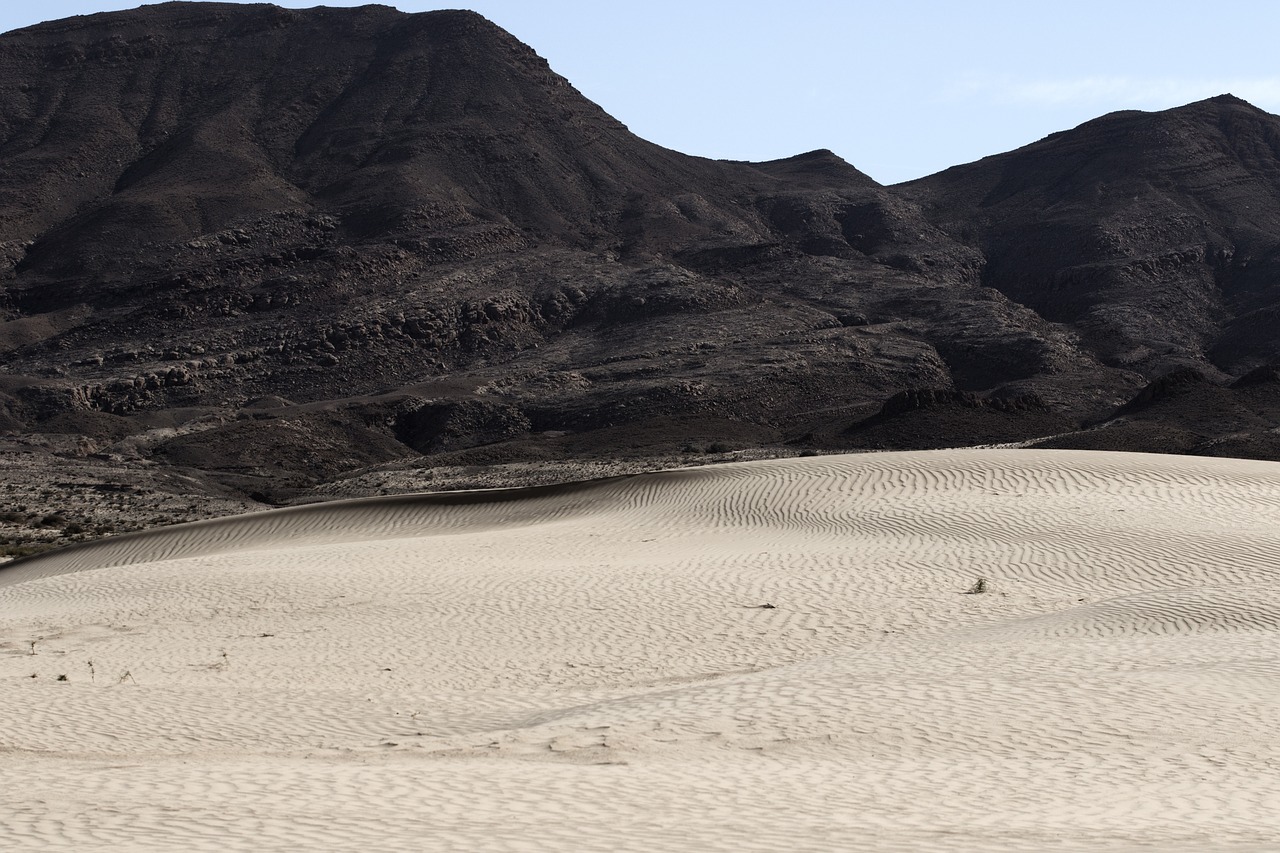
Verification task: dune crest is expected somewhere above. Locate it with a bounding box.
[3,448,1280,851]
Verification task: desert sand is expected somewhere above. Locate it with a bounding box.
[2,448,1280,851]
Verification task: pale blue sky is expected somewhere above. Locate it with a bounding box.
[6,1,1280,184]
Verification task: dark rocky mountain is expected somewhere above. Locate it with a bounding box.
[3,2,1280,529]
[899,93,1280,380]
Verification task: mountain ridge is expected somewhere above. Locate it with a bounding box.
[2,4,1280,539]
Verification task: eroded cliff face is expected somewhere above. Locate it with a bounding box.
[3,4,1280,520]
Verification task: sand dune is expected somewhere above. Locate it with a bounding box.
[3,449,1280,851]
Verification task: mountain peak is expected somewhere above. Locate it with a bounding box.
[740,149,879,188]
[0,2,654,259]
[1205,92,1254,107]
[5,4,510,41]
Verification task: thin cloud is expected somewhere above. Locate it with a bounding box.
[946,74,1280,111]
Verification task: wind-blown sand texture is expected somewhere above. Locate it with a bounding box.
[3,448,1280,851]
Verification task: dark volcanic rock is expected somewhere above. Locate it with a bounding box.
[394,398,532,452]
[1111,368,1214,417]
[1031,366,1280,461]
[1232,362,1280,388]
[901,94,1280,379]
[840,389,1074,451]
[3,4,1280,503]
[154,409,412,490]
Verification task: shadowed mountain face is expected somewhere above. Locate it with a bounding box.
[0,3,808,282]
[3,3,1280,506]
[900,94,1280,377]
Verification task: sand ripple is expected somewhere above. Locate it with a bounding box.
[2,449,1280,851]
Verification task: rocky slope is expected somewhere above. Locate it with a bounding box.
[3,3,1280,544]
[900,93,1280,379]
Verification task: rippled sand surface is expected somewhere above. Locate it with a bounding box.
[3,449,1280,851]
